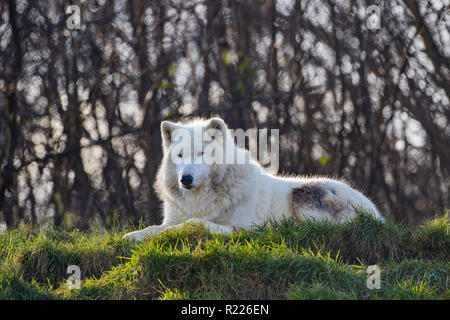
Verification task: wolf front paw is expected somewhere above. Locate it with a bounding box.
[122,225,167,242]
[122,230,148,242]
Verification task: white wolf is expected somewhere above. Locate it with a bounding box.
[123,118,383,241]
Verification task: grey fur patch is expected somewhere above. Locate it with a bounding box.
[292,184,327,210]
[292,183,355,221]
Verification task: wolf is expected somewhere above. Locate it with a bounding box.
[123,117,383,241]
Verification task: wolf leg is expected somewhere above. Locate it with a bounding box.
[122,224,170,241]
[165,218,233,235]
[123,218,232,241]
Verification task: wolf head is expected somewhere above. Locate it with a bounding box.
[157,117,239,193]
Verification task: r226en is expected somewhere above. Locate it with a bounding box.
[225,304,269,315]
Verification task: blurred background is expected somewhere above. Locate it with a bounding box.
[0,0,449,230]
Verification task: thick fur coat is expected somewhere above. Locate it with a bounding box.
[123,118,383,241]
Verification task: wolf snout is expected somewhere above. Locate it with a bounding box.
[180,174,194,188]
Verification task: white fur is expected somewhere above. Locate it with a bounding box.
[123,118,383,241]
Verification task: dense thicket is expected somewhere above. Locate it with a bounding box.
[0,0,449,229]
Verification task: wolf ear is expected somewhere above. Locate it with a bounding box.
[206,118,227,136]
[161,121,178,147]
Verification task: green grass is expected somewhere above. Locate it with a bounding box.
[0,211,448,300]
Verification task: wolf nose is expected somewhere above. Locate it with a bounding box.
[180,175,193,187]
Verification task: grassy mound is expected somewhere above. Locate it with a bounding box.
[0,212,448,300]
